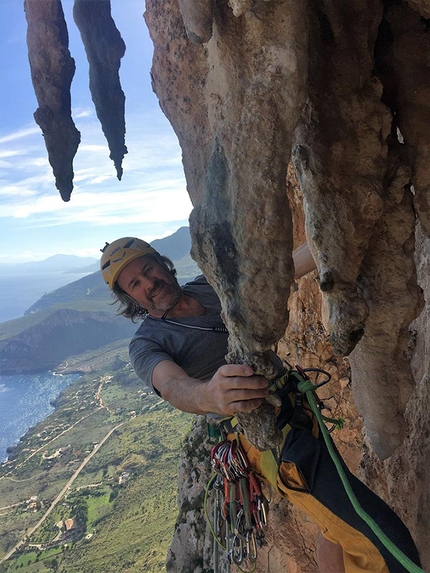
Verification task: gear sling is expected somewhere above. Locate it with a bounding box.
[211,367,422,573]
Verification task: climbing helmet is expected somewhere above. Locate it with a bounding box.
[100,237,158,289]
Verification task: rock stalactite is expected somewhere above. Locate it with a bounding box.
[24,0,127,200]
[24,0,80,202]
[73,0,128,181]
[150,0,309,449]
[290,0,425,457]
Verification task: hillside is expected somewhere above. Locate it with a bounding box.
[0,227,199,375]
[0,346,196,573]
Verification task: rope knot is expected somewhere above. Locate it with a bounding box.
[297,379,315,394]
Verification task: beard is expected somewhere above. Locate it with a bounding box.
[146,279,182,316]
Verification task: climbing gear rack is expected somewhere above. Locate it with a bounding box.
[206,437,269,572]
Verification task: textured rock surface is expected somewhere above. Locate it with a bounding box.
[146,0,426,458]
[357,223,430,569]
[24,0,430,570]
[24,0,80,201]
[168,169,429,572]
[380,3,430,236]
[73,0,127,180]
[147,0,308,450]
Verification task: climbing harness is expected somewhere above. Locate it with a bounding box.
[205,436,269,572]
[205,365,342,572]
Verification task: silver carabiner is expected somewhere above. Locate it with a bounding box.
[231,534,244,565]
[246,530,258,562]
[257,495,269,527]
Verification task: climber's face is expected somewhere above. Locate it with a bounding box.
[117,255,181,317]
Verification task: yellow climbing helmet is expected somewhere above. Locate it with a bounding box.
[100,237,158,289]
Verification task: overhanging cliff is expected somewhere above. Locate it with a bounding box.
[24,0,430,571]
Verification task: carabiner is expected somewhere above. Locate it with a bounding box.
[231,534,244,565]
[246,530,258,562]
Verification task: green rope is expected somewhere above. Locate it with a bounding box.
[297,377,424,573]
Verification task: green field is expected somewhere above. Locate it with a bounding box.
[0,355,194,573]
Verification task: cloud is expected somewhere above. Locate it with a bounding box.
[0,149,23,159]
[0,0,194,264]
[0,110,192,231]
[0,125,40,145]
[73,107,93,119]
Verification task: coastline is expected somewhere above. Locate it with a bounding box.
[0,371,81,464]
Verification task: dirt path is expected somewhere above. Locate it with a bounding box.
[0,421,124,564]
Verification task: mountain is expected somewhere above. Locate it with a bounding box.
[3,254,99,274]
[1,255,101,323]
[150,225,191,260]
[0,227,199,375]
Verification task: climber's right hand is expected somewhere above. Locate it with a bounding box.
[203,364,269,416]
[152,360,268,416]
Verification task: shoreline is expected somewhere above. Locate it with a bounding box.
[0,371,82,465]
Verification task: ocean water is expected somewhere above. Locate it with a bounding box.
[1,271,93,323]
[0,372,79,463]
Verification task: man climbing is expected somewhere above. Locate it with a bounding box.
[100,237,421,573]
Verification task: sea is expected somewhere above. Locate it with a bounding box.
[0,372,80,463]
[1,270,93,323]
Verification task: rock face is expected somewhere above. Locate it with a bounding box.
[145,0,427,456]
[143,0,429,569]
[23,0,430,570]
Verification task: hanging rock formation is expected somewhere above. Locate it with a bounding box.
[146,0,309,450]
[73,0,127,181]
[24,0,80,202]
[24,0,127,199]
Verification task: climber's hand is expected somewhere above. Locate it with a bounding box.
[152,360,268,416]
[203,364,269,416]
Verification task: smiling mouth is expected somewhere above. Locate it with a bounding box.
[149,282,164,299]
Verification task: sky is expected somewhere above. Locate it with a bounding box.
[0,0,193,264]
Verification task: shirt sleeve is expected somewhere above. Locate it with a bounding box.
[129,333,174,394]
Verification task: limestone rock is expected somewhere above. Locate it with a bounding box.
[73,0,127,180]
[148,0,309,449]
[349,146,424,459]
[178,0,213,44]
[380,2,430,236]
[24,0,80,201]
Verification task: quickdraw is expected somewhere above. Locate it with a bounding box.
[206,437,269,572]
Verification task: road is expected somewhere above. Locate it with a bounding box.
[0,421,124,564]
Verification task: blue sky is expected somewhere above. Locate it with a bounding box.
[0,0,192,263]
